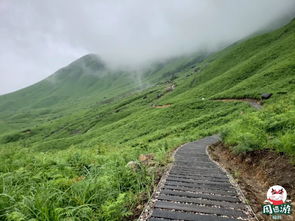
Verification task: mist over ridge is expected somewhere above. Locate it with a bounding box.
[1,0,295,94]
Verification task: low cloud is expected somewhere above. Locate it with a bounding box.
[1,0,295,94]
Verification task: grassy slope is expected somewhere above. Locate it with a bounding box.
[0,19,294,220]
[0,54,148,135]
[0,53,203,134]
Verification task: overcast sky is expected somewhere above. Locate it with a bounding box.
[0,0,295,95]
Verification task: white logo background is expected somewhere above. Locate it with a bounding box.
[267,185,287,203]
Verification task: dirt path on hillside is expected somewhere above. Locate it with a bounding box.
[214,98,262,109]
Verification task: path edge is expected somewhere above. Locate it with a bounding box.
[138,143,185,221]
[206,143,258,221]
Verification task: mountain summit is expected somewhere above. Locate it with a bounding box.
[0,54,133,113]
[48,54,106,82]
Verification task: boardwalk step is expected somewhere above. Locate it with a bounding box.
[157,194,246,209]
[169,171,227,179]
[154,201,248,218]
[168,174,229,183]
[165,181,235,191]
[142,135,252,221]
[150,209,239,221]
[161,189,240,202]
[166,177,230,186]
[170,168,225,176]
[174,162,216,167]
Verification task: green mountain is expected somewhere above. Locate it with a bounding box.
[0,53,205,133]
[0,54,139,132]
[0,18,294,220]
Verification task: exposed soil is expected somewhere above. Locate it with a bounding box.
[214,98,262,109]
[208,143,295,221]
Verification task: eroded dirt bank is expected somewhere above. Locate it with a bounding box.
[208,143,295,221]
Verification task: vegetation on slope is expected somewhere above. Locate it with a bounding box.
[223,94,295,160]
[0,18,294,220]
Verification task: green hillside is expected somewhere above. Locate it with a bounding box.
[0,54,141,133]
[0,18,294,220]
[0,53,204,134]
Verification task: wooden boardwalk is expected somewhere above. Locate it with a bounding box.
[143,135,253,221]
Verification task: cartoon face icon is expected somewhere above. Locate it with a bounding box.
[267,185,287,205]
[270,188,284,201]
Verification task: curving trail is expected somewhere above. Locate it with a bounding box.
[140,135,254,221]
